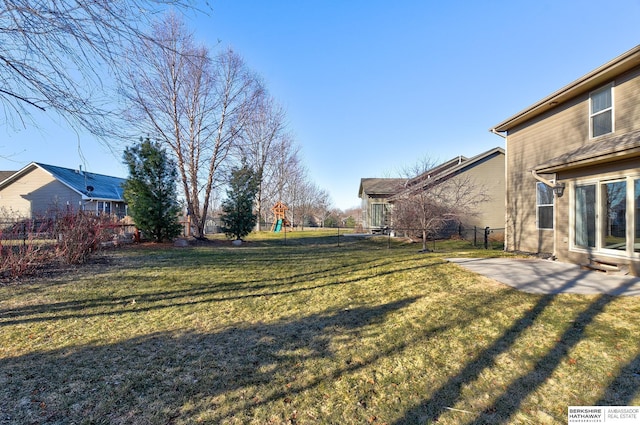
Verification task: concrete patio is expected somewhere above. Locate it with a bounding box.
[446,257,640,296]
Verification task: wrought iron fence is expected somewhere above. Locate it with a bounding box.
[0,218,138,246]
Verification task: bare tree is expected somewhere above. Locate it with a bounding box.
[120,13,263,238]
[0,0,195,135]
[261,134,302,227]
[392,157,489,251]
[280,158,309,228]
[314,188,333,227]
[237,94,287,230]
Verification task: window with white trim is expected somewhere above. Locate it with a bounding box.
[590,84,613,138]
[536,182,554,229]
[97,201,111,215]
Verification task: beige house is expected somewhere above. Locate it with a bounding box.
[358,147,505,234]
[491,45,640,275]
[0,162,127,219]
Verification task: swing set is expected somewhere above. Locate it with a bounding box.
[270,201,292,232]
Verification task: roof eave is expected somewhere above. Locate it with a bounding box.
[535,147,640,174]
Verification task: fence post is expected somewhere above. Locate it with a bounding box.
[474,226,477,247]
[484,226,490,249]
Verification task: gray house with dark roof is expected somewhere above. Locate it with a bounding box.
[0,162,127,219]
[358,178,407,232]
[359,147,505,234]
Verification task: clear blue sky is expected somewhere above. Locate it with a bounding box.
[2,0,639,209]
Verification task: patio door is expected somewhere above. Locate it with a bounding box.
[575,184,596,249]
[600,180,626,252]
[574,178,635,256]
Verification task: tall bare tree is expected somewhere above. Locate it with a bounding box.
[392,158,489,251]
[257,133,301,227]
[237,95,287,230]
[120,13,263,238]
[314,188,333,227]
[0,0,194,135]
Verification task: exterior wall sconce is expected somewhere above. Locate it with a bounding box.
[553,182,565,197]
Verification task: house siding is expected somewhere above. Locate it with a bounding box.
[0,167,81,218]
[505,62,640,262]
[456,152,505,230]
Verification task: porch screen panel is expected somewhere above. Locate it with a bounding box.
[601,181,626,251]
[370,203,385,228]
[575,184,596,248]
[636,180,640,253]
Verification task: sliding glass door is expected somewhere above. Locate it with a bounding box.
[601,181,627,251]
[574,178,639,256]
[575,184,596,249]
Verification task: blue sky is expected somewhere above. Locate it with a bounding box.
[2,0,639,209]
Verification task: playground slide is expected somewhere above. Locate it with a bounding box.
[274,218,283,232]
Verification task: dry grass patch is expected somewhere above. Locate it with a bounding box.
[1,232,639,424]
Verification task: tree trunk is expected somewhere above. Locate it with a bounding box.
[422,229,428,252]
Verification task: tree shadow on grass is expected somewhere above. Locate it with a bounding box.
[595,351,640,406]
[392,271,640,425]
[0,254,441,327]
[0,297,420,424]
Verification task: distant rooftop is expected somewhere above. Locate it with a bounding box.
[35,163,126,200]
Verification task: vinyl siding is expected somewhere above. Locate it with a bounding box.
[0,168,81,218]
[506,65,640,255]
[455,152,505,230]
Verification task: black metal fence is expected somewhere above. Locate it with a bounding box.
[371,225,505,250]
[0,218,138,246]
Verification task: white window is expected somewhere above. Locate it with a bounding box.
[536,182,554,229]
[97,201,111,215]
[590,84,613,138]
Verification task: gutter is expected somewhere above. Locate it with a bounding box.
[490,128,506,139]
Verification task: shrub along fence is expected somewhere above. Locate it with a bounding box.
[0,212,136,279]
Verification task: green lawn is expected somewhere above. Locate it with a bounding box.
[1,231,638,424]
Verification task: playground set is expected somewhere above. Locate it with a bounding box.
[270,201,292,232]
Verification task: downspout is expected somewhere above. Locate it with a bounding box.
[490,128,506,139]
[531,169,556,188]
[490,128,507,252]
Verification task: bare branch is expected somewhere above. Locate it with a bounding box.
[0,0,199,136]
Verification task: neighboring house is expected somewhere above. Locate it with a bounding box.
[358,146,505,234]
[0,171,16,183]
[358,178,407,232]
[491,44,640,275]
[392,147,506,233]
[0,162,127,219]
